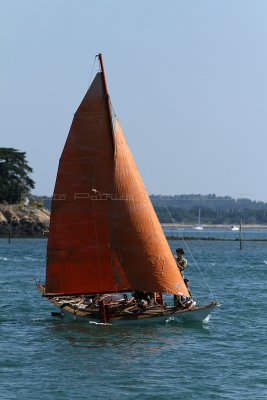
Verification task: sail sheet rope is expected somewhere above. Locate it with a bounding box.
[159,196,216,299]
[37,259,46,284]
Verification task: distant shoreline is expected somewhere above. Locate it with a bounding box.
[1,201,267,239]
[161,223,267,229]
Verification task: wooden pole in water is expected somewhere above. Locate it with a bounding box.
[239,219,242,250]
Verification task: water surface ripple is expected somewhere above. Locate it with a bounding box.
[0,237,266,399]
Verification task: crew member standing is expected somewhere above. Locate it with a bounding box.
[175,248,187,277]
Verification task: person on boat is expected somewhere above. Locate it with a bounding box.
[148,292,159,305]
[175,248,187,277]
[173,279,193,308]
[131,291,156,308]
[174,279,196,309]
[174,293,195,309]
[183,278,192,298]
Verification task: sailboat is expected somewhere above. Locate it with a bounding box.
[230,225,239,231]
[37,54,218,324]
[193,208,204,230]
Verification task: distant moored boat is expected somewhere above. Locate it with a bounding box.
[193,208,204,230]
[230,225,239,231]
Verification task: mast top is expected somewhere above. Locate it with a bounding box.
[98,53,109,97]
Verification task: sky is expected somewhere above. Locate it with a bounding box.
[1,0,267,201]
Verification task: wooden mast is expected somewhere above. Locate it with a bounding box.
[98,53,114,138]
[98,53,114,322]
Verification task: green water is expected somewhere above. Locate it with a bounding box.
[0,237,267,399]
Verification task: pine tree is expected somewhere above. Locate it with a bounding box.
[0,148,35,203]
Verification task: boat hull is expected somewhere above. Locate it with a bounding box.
[37,283,218,325]
[58,302,217,325]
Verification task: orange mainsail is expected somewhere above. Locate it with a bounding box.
[46,73,130,294]
[46,62,189,297]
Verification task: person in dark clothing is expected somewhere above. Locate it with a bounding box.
[175,248,187,277]
[131,291,157,307]
[183,278,192,298]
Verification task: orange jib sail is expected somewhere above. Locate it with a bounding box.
[46,68,189,297]
[111,119,189,296]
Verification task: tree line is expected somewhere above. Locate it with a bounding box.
[0,148,34,203]
[153,205,267,224]
[150,194,267,210]
[1,148,267,224]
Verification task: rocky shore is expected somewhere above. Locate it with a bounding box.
[1,205,266,239]
[0,204,50,238]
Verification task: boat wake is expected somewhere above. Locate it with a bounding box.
[32,317,48,322]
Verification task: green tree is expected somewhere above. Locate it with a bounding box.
[0,148,35,203]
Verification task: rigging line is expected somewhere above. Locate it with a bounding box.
[88,55,97,87]
[110,101,116,115]
[36,237,47,282]
[109,100,116,138]
[37,256,46,284]
[110,101,117,121]
[39,254,45,278]
[159,196,217,299]
[106,99,116,138]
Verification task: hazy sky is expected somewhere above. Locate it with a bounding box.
[1,0,267,200]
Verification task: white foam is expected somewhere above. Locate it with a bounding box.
[165,317,175,324]
[203,315,210,323]
[32,317,47,321]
